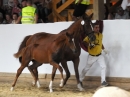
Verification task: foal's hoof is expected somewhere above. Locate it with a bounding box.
[32,81,36,87]
[10,87,14,91]
[36,81,41,88]
[59,79,64,88]
[59,83,63,88]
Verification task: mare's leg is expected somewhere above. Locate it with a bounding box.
[61,60,70,86]
[72,57,84,91]
[49,66,57,92]
[49,61,64,92]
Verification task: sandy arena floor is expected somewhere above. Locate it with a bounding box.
[0,76,96,97]
[1,76,130,97]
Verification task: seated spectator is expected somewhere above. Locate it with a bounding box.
[121,0,130,10]
[0,12,6,24]
[5,13,12,24]
[0,1,5,20]
[126,4,130,16]
[3,0,14,15]
[12,13,18,24]
[107,12,115,20]
[21,0,27,8]
[12,0,21,15]
[115,6,129,19]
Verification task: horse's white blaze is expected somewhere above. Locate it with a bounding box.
[36,80,41,88]
[10,87,14,91]
[77,83,85,91]
[59,79,64,87]
[81,20,85,25]
[49,81,53,93]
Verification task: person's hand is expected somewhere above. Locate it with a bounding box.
[103,49,108,54]
[90,43,95,49]
[91,43,95,47]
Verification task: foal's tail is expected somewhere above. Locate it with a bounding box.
[14,47,26,58]
[18,35,31,52]
[17,35,31,62]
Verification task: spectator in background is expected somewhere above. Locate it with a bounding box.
[17,0,38,24]
[126,4,130,17]
[12,13,18,24]
[107,12,115,20]
[0,12,6,24]
[121,0,130,10]
[104,4,109,20]
[5,13,12,24]
[12,0,21,15]
[43,0,52,22]
[115,6,129,19]
[21,0,27,8]
[0,0,5,20]
[73,0,90,21]
[3,0,14,15]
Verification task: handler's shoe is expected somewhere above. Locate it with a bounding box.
[101,81,108,86]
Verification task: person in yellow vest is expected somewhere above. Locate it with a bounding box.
[73,0,90,20]
[79,22,108,88]
[17,0,38,24]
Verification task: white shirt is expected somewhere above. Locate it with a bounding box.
[121,0,130,10]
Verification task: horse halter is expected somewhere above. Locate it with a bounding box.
[81,20,97,49]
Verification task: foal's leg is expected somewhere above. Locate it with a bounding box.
[72,57,84,91]
[49,61,64,92]
[11,65,27,91]
[49,66,57,92]
[28,61,42,88]
[61,60,70,86]
[33,67,41,88]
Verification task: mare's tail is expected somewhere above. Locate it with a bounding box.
[16,35,31,62]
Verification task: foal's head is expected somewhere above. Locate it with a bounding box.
[54,32,76,53]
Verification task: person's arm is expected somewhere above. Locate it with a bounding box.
[34,9,38,23]
[34,13,38,23]
[102,44,105,50]
[82,36,89,50]
[16,16,21,24]
[82,41,89,48]
[16,12,22,24]
[102,44,108,54]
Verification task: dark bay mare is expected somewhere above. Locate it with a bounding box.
[12,14,94,92]
[11,32,76,92]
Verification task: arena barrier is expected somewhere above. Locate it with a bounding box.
[0,20,130,88]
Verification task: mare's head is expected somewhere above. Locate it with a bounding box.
[54,32,76,53]
[67,13,94,39]
[81,13,94,35]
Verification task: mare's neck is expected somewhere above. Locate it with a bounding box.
[67,19,82,34]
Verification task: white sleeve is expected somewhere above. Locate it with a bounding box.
[121,0,128,10]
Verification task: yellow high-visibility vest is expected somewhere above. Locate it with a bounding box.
[75,0,90,5]
[21,6,36,24]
